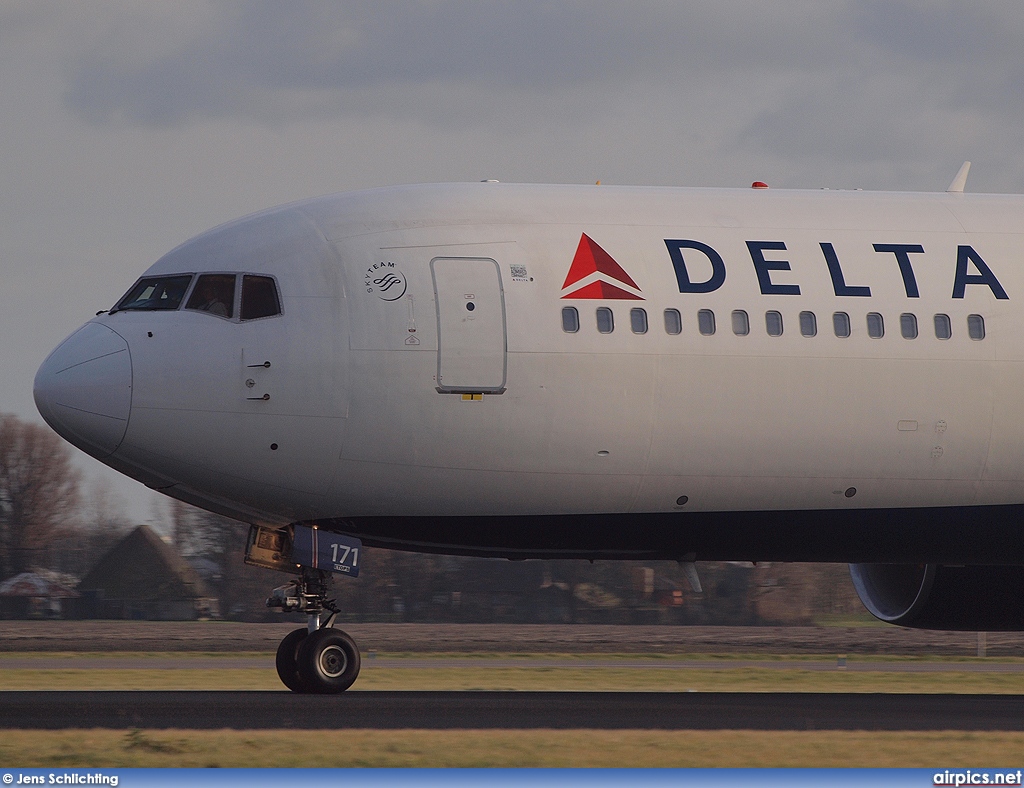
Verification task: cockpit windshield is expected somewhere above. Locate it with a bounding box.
[185,274,236,319]
[112,275,193,312]
[109,271,281,320]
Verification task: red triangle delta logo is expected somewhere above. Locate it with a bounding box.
[561,234,643,300]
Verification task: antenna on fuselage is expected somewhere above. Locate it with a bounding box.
[946,161,971,193]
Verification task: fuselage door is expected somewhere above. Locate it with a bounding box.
[431,257,507,393]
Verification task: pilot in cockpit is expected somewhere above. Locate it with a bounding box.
[186,274,235,318]
[195,282,228,316]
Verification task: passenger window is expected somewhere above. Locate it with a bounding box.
[664,309,682,335]
[765,310,783,337]
[596,307,614,334]
[934,314,952,340]
[833,312,851,338]
[731,310,749,336]
[900,313,918,339]
[697,309,716,336]
[630,308,648,334]
[968,314,985,340]
[241,275,282,320]
[561,306,579,333]
[799,311,816,337]
[186,274,236,319]
[867,312,884,338]
[114,275,193,312]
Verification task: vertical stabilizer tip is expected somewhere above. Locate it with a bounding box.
[947,161,971,193]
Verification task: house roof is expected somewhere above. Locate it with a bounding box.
[78,525,210,601]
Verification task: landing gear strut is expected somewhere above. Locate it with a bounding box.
[248,524,364,692]
[268,567,361,693]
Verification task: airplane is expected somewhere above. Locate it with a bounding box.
[33,163,1024,693]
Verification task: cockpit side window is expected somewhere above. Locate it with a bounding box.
[113,275,193,312]
[240,275,282,320]
[185,274,236,319]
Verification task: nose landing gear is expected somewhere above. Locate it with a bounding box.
[248,525,363,693]
[269,568,362,693]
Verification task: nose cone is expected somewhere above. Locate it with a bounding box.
[34,322,132,459]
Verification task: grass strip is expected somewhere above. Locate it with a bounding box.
[0,729,1022,767]
[1,666,1024,692]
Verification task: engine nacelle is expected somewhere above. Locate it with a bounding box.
[849,563,1024,630]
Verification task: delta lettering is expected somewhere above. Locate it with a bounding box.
[665,240,1010,300]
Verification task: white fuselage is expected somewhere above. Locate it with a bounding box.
[34,182,1024,560]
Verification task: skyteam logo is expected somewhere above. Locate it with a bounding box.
[560,234,643,300]
[365,261,408,301]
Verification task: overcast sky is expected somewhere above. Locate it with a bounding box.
[4,1,1024,521]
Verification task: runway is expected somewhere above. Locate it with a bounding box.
[3,691,1024,731]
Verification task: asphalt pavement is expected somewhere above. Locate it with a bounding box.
[2,691,1023,730]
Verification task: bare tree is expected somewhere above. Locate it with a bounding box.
[60,477,134,577]
[0,414,82,578]
[162,498,238,559]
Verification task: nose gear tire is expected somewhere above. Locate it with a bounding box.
[275,627,311,693]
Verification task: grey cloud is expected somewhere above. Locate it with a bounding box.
[850,2,1024,113]
[48,1,1024,191]
[65,2,684,125]
[64,2,867,127]
[728,1,1024,180]
[851,2,1021,65]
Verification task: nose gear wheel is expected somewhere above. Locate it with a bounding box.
[297,629,361,693]
[267,568,362,693]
